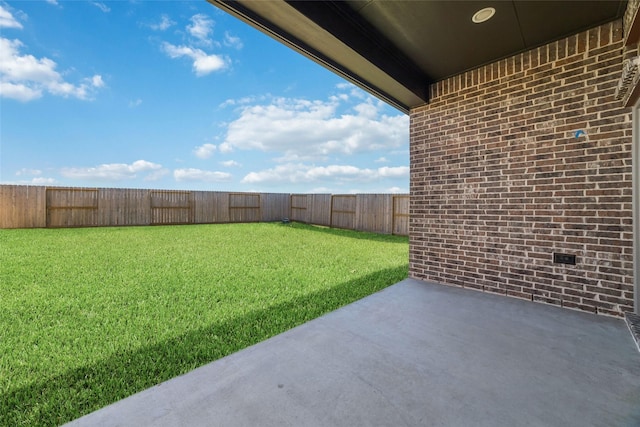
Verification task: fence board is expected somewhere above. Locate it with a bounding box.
[356,194,392,234]
[392,195,409,236]
[0,185,46,228]
[309,194,332,226]
[193,191,229,224]
[151,190,192,225]
[47,187,99,227]
[98,188,150,226]
[330,195,356,230]
[290,194,309,223]
[229,193,260,222]
[261,193,290,222]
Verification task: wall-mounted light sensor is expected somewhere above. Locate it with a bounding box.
[472,7,496,23]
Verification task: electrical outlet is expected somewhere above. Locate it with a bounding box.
[553,253,576,265]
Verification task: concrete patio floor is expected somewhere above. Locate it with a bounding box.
[65,278,640,427]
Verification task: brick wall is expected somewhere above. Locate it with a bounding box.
[410,20,636,316]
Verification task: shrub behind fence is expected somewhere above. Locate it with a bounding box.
[0,185,408,235]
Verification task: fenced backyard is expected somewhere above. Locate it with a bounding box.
[0,185,409,235]
[0,222,409,426]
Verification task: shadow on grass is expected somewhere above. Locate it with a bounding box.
[2,265,408,427]
[283,222,409,244]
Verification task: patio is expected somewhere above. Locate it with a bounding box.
[65,278,640,426]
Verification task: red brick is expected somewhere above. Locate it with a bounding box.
[409,20,633,317]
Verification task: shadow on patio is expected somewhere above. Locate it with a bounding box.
[64,278,640,426]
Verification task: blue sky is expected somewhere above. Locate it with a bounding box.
[0,1,409,194]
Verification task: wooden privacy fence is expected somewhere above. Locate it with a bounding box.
[289,193,409,235]
[0,185,408,235]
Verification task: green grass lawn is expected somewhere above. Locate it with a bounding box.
[0,222,408,426]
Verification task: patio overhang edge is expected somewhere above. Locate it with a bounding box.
[208,0,429,114]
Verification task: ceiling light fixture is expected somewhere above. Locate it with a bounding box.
[472,7,495,24]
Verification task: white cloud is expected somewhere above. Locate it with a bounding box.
[353,101,379,119]
[223,31,243,49]
[221,96,408,161]
[219,99,235,108]
[3,176,57,185]
[220,160,241,167]
[16,168,42,176]
[336,82,367,99]
[377,166,410,178]
[375,157,389,163]
[91,2,110,13]
[390,149,409,156]
[144,169,170,181]
[0,38,58,82]
[0,5,22,28]
[385,186,405,194]
[45,0,59,5]
[150,14,175,31]
[31,177,56,185]
[329,93,349,103]
[194,143,216,159]
[241,164,409,185]
[219,95,265,109]
[46,77,99,99]
[90,75,105,88]
[187,14,214,44]
[310,187,332,193]
[162,42,226,76]
[218,142,233,153]
[0,37,104,101]
[128,98,142,108]
[0,81,41,102]
[174,168,231,182]
[61,160,163,181]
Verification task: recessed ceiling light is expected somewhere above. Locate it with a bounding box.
[472,7,495,24]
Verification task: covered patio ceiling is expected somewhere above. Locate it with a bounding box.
[208,0,626,113]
